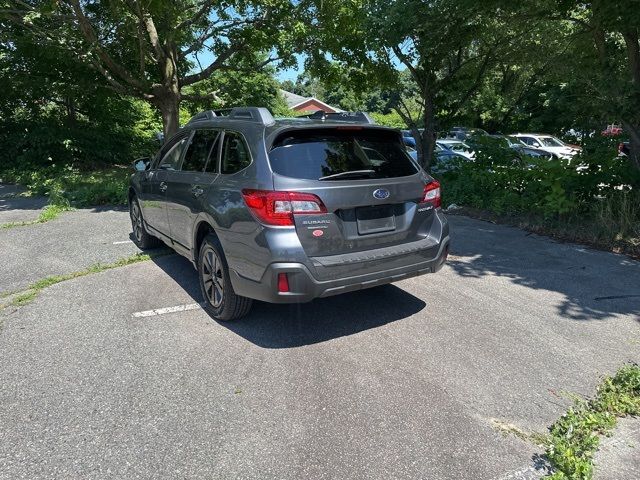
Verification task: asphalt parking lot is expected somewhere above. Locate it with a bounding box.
[1,198,639,479]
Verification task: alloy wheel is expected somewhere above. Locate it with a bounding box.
[131,201,143,242]
[202,247,224,307]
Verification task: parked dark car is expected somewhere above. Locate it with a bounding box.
[618,141,630,157]
[401,130,417,148]
[447,126,489,141]
[129,108,450,321]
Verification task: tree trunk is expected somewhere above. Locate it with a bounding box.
[154,48,182,141]
[622,31,640,172]
[154,88,181,140]
[622,121,640,171]
[65,97,77,126]
[419,95,437,171]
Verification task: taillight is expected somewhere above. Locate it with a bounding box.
[241,189,327,226]
[422,181,441,208]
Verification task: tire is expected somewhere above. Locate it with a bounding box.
[198,234,253,321]
[130,196,162,249]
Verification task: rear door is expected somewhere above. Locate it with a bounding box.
[165,129,221,249]
[141,133,190,236]
[269,127,435,258]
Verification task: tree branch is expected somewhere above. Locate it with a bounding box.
[181,42,244,86]
[66,0,147,92]
[175,0,215,30]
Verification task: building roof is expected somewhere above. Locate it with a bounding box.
[279,89,343,112]
[280,89,309,108]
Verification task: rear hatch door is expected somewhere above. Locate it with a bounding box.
[269,127,437,257]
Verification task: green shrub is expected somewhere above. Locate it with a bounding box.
[2,165,130,207]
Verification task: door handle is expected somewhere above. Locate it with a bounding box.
[191,185,204,197]
[159,182,167,193]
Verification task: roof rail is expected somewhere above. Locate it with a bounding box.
[228,107,275,125]
[187,107,275,126]
[187,110,218,124]
[302,110,376,124]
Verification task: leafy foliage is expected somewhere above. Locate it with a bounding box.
[544,364,640,479]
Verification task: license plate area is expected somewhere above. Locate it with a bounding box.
[356,205,396,235]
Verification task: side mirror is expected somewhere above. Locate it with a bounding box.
[133,157,151,171]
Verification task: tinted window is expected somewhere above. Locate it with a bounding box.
[159,137,188,170]
[182,130,220,172]
[269,129,418,180]
[221,132,251,174]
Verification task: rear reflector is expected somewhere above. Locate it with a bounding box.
[422,181,442,208]
[277,273,290,292]
[242,189,327,226]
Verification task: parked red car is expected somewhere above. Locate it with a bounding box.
[602,124,623,136]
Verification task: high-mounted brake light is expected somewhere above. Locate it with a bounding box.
[422,181,441,208]
[242,189,327,226]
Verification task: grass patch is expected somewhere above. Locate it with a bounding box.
[1,203,74,229]
[544,364,640,479]
[0,250,170,312]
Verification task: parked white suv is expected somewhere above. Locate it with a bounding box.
[512,134,581,159]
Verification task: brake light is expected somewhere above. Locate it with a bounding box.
[422,181,441,208]
[242,189,327,226]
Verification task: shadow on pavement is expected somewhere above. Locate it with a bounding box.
[446,216,640,322]
[0,195,48,212]
[153,254,426,349]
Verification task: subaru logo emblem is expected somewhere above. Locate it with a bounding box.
[373,188,390,200]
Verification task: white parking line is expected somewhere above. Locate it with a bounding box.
[132,303,203,318]
[113,240,133,245]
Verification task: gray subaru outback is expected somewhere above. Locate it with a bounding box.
[129,107,449,321]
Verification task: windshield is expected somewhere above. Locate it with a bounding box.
[441,141,469,152]
[269,129,419,180]
[540,136,564,147]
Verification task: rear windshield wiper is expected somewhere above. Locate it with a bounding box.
[318,169,376,181]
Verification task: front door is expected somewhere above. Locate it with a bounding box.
[141,133,190,237]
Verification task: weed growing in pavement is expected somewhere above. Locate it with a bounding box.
[0,250,172,313]
[543,364,640,479]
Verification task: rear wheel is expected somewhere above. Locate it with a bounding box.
[198,234,252,321]
[130,196,162,249]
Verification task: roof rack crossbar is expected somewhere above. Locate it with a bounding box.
[187,107,275,126]
[302,110,376,124]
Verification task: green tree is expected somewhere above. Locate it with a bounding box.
[303,0,521,168]
[552,0,640,170]
[4,0,299,138]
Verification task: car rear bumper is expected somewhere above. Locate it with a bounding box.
[229,235,450,303]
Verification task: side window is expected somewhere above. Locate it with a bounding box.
[182,130,220,172]
[159,137,188,170]
[221,132,251,174]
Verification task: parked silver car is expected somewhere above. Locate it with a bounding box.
[129,108,450,320]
